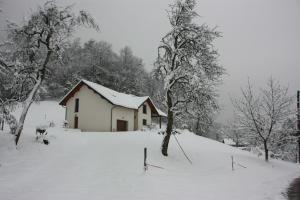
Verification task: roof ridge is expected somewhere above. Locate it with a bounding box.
[80,79,149,109]
[82,79,148,98]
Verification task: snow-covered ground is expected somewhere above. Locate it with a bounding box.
[0,101,299,200]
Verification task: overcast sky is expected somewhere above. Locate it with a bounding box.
[1,0,300,122]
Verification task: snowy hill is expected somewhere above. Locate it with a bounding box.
[0,101,299,200]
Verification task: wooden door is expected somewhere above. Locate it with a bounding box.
[74,116,78,129]
[117,120,127,131]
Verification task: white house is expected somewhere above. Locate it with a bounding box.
[59,79,166,132]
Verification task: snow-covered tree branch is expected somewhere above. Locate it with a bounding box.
[1,1,99,145]
[154,0,224,156]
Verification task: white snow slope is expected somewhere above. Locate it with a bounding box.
[0,101,299,200]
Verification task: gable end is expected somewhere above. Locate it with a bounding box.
[59,81,114,106]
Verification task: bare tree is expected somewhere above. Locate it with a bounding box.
[0,1,99,144]
[233,78,294,161]
[154,0,224,156]
[224,120,250,147]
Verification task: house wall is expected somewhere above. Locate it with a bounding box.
[64,85,153,132]
[111,106,135,131]
[65,85,113,132]
[137,101,152,130]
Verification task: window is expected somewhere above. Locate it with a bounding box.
[75,98,79,113]
[143,119,147,126]
[143,104,147,114]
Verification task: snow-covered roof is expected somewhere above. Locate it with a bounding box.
[156,108,167,117]
[59,79,167,117]
[82,80,149,109]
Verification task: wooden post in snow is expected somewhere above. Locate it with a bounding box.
[159,117,162,129]
[231,156,234,171]
[0,107,3,131]
[297,91,300,163]
[144,147,147,171]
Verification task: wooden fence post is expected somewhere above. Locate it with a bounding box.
[297,91,300,163]
[144,147,147,171]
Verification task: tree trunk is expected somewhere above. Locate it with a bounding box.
[14,46,51,145]
[0,110,3,131]
[298,137,300,163]
[14,78,42,145]
[161,90,173,156]
[0,119,3,131]
[235,136,239,147]
[195,117,200,136]
[263,140,269,162]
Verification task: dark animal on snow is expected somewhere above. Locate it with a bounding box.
[35,128,48,141]
[36,128,47,136]
[35,128,50,145]
[43,139,49,145]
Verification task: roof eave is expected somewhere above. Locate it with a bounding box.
[58,80,83,106]
[58,80,115,106]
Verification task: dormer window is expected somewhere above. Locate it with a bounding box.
[143,104,147,114]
